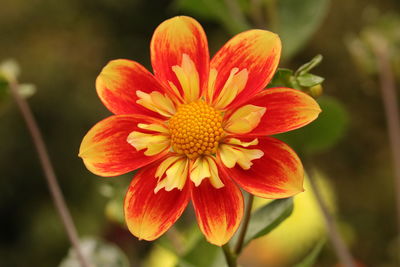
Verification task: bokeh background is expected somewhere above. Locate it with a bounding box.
[1,0,400,266]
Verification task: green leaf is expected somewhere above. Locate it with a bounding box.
[178,235,225,267]
[267,68,294,88]
[297,73,325,87]
[294,239,326,267]
[59,237,130,267]
[278,0,330,60]
[277,96,349,154]
[295,54,323,77]
[243,198,294,246]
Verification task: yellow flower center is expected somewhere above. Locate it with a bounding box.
[169,101,224,159]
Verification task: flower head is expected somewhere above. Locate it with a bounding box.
[79,16,321,246]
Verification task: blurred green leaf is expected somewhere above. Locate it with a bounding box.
[243,198,293,246]
[173,0,250,34]
[278,96,349,154]
[295,54,323,77]
[59,237,129,267]
[297,73,324,87]
[178,236,225,267]
[294,239,326,267]
[278,0,330,60]
[267,68,295,88]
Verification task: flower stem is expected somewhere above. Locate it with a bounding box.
[222,243,237,267]
[307,165,355,267]
[9,80,91,267]
[234,193,254,254]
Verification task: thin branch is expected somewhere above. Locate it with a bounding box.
[370,36,400,244]
[307,165,355,267]
[234,193,254,254]
[222,243,237,267]
[9,80,91,267]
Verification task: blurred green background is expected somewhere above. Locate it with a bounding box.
[1,0,400,266]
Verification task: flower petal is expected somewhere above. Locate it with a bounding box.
[210,30,281,109]
[224,104,266,134]
[151,16,209,100]
[96,59,173,117]
[124,161,190,241]
[191,175,244,246]
[79,115,168,177]
[230,87,321,136]
[218,137,304,199]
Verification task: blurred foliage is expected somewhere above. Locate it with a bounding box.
[346,9,400,78]
[0,59,36,114]
[240,172,336,266]
[174,0,330,60]
[60,237,130,267]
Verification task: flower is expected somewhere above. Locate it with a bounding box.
[79,16,321,246]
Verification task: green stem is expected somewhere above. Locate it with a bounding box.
[234,193,254,254]
[222,243,237,267]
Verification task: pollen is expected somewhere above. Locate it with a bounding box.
[169,101,225,159]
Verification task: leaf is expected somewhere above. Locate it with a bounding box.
[267,68,294,88]
[277,96,349,155]
[278,0,330,60]
[59,237,129,267]
[294,239,326,267]
[178,234,225,267]
[295,54,323,77]
[243,198,294,246]
[297,73,324,87]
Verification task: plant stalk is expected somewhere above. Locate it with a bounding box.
[9,80,91,267]
[222,243,237,267]
[307,165,355,267]
[368,34,400,261]
[234,193,254,254]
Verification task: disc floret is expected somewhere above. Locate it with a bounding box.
[169,101,224,159]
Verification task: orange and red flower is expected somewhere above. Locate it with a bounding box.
[79,16,321,246]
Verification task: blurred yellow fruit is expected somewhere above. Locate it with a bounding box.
[239,171,336,266]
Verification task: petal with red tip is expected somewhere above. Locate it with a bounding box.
[191,175,244,246]
[96,59,173,117]
[210,30,281,109]
[124,161,190,241]
[79,115,169,177]
[218,137,304,199]
[228,87,321,136]
[151,16,209,99]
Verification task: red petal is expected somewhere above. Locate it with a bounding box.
[124,161,190,240]
[210,30,281,109]
[96,59,171,117]
[151,16,209,99]
[218,137,304,199]
[79,115,168,177]
[227,87,321,136]
[191,175,244,246]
